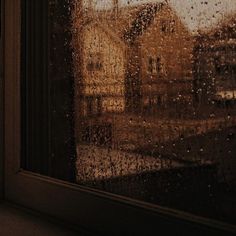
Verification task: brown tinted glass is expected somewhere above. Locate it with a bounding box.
[22,0,236,225]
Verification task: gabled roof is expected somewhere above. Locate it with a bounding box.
[80,1,191,45]
[123,3,164,43]
[89,2,165,44]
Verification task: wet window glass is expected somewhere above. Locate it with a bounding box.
[22,0,236,225]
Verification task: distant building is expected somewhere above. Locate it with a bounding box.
[80,20,126,116]
[72,1,129,118]
[124,3,194,114]
[72,1,236,150]
[193,14,236,105]
[73,1,196,117]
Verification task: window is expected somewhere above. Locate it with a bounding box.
[4,0,236,235]
[148,57,154,73]
[161,20,175,34]
[170,19,176,33]
[148,56,166,77]
[161,20,168,33]
[87,53,103,71]
[156,56,166,76]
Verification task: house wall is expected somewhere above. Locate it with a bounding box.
[81,24,126,115]
[194,32,236,104]
[138,4,194,111]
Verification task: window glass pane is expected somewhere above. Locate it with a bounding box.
[22,0,236,225]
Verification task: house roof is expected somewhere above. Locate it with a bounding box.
[78,1,236,44]
[80,1,193,44]
[195,12,236,45]
[88,2,165,44]
[123,3,165,43]
[209,13,236,39]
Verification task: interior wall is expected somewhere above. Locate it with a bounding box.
[0,0,4,200]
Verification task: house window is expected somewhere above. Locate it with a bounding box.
[148,56,158,74]
[85,96,102,116]
[156,56,166,77]
[170,20,176,33]
[148,57,154,73]
[156,57,161,73]
[87,53,103,71]
[161,20,176,33]
[161,20,168,33]
[5,0,236,234]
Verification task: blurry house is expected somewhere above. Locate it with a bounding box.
[72,3,129,146]
[74,1,196,117]
[71,1,198,147]
[78,21,126,117]
[124,2,195,114]
[193,14,236,105]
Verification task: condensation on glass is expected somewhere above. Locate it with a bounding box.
[50,0,236,225]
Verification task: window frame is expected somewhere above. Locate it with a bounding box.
[3,0,236,235]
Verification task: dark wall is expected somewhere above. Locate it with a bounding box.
[21,0,76,182]
[0,0,4,199]
[49,0,77,182]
